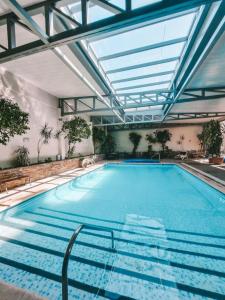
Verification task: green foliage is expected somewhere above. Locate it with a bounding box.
[146,133,157,153]
[61,117,91,158]
[198,120,223,156]
[102,134,116,155]
[45,157,52,163]
[154,129,172,152]
[37,123,53,163]
[14,146,30,167]
[92,127,106,154]
[129,132,142,156]
[0,96,29,145]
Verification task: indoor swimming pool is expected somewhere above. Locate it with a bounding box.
[0,163,225,299]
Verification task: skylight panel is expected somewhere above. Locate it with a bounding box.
[116,83,170,94]
[108,61,178,82]
[69,1,114,24]
[91,12,195,57]
[113,74,173,89]
[101,43,184,72]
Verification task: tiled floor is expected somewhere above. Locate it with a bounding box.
[0,162,105,212]
[185,160,225,182]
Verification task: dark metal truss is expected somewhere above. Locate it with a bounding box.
[163,0,225,120]
[59,87,225,116]
[91,112,225,127]
[106,122,216,132]
[0,0,219,64]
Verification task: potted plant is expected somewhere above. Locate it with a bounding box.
[0,96,29,145]
[92,127,106,154]
[60,116,91,161]
[145,133,157,156]
[129,132,142,157]
[202,120,224,164]
[154,129,172,154]
[37,123,53,163]
[102,134,116,159]
[14,146,30,167]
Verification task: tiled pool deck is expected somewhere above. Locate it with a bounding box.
[0,160,225,212]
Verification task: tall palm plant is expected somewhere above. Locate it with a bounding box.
[37,123,53,163]
[129,132,142,157]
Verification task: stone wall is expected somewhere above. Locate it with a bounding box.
[0,154,104,191]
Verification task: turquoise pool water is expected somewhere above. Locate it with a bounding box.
[0,163,225,299]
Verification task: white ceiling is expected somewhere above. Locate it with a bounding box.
[1,47,97,97]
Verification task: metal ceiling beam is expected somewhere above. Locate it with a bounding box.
[111,70,175,84]
[98,37,188,61]
[45,2,54,36]
[6,16,16,50]
[163,1,225,120]
[4,0,124,122]
[60,86,225,116]
[107,122,207,132]
[106,57,180,74]
[166,112,225,121]
[53,9,125,118]
[52,6,81,26]
[0,0,218,64]
[91,111,225,126]
[91,113,163,126]
[115,80,171,92]
[3,0,49,43]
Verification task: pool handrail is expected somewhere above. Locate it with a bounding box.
[62,223,115,300]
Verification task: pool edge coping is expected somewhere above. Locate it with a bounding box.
[180,163,225,194]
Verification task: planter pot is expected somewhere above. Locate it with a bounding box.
[209,157,224,165]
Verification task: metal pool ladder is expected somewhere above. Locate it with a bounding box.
[62,224,115,300]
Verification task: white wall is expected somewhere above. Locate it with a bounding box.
[111,125,203,153]
[0,68,94,168]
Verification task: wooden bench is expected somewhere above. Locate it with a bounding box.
[0,172,31,193]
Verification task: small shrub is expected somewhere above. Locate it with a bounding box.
[14,146,30,167]
[45,157,52,163]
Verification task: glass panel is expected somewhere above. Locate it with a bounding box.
[109,0,125,10]
[101,43,184,71]
[108,61,177,81]
[69,1,114,24]
[91,13,195,57]
[88,4,114,23]
[115,83,170,94]
[113,73,173,89]
[68,2,82,24]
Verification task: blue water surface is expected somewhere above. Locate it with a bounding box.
[0,163,225,300]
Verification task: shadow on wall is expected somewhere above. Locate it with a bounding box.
[0,68,61,167]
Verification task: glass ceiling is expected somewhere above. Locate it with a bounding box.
[68,1,198,112]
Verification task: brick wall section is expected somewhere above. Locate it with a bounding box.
[0,155,104,191]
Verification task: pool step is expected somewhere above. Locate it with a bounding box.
[104,214,180,300]
[1,210,225,299]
